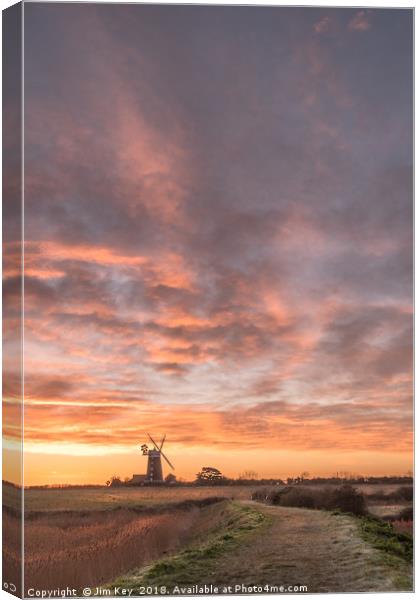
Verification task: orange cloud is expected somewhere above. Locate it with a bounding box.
[17,396,412,460]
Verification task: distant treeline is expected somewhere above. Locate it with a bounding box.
[289,475,414,486]
[2,480,104,490]
[3,474,414,490]
[192,475,414,487]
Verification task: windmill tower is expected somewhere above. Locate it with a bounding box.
[141,433,174,483]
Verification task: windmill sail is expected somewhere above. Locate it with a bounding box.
[143,433,175,482]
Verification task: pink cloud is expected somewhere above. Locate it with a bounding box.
[348,11,371,32]
[313,16,332,35]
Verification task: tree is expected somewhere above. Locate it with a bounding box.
[165,473,177,485]
[196,466,225,485]
[106,475,123,487]
[238,470,259,481]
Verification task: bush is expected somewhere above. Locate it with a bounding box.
[326,484,367,516]
[277,486,319,509]
[267,489,288,505]
[251,487,272,502]
[253,484,367,517]
[367,490,389,502]
[397,506,413,522]
[251,487,286,504]
[393,486,413,502]
[368,485,413,504]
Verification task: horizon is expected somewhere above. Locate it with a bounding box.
[3,4,413,487]
[3,470,414,490]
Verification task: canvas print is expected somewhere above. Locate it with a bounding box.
[2,2,413,597]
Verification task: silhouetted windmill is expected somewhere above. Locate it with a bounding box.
[141,433,174,483]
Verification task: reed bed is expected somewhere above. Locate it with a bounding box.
[3,499,227,593]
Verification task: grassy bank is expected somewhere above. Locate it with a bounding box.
[358,515,413,590]
[110,502,269,591]
[359,515,412,563]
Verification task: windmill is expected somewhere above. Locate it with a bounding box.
[141,433,174,483]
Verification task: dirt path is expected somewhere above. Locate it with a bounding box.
[207,502,411,593]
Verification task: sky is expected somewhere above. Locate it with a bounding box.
[3,4,413,485]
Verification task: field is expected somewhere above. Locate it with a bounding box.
[21,485,259,512]
[3,482,413,595]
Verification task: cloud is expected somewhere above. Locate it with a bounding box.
[313,16,332,35]
[348,10,371,32]
[4,4,411,480]
[17,395,412,454]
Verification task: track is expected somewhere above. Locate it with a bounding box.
[207,502,412,593]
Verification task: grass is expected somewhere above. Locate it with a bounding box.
[324,510,413,591]
[18,484,260,513]
[359,515,412,563]
[357,515,412,590]
[5,481,413,594]
[109,502,269,591]
[13,497,227,593]
[10,481,411,514]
